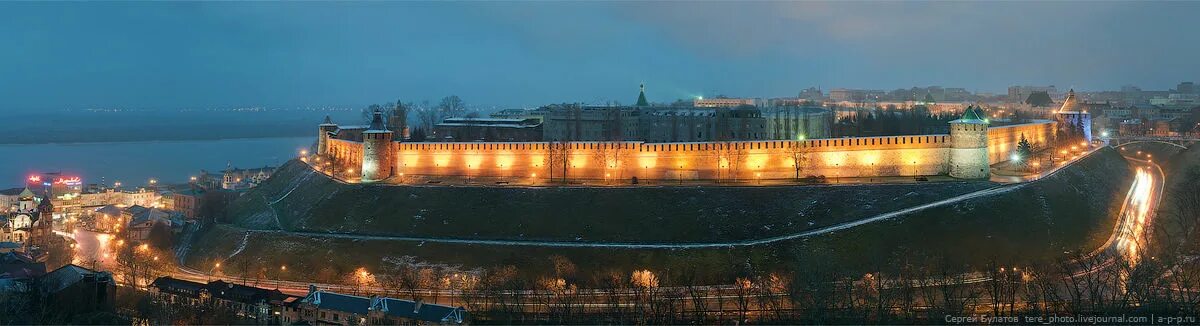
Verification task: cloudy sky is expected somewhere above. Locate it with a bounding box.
[2,1,1197,110]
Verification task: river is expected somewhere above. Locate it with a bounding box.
[0,137,313,189]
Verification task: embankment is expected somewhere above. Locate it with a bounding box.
[187,147,1132,280]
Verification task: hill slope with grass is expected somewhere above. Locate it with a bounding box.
[189,147,1133,279]
[228,160,994,242]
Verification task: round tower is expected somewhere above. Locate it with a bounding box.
[361,110,395,183]
[317,115,338,156]
[948,106,990,179]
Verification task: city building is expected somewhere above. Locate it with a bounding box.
[1007,85,1059,103]
[639,106,766,142]
[295,285,468,325]
[1177,81,1195,94]
[166,187,203,219]
[489,108,547,123]
[195,170,224,190]
[433,117,543,142]
[125,205,172,241]
[762,106,832,140]
[116,187,162,208]
[221,166,276,190]
[0,188,53,249]
[828,88,884,103]
[0,188,22,214]
[36,264,115,318]
[766,97,809,107]
[1119,119,1145,136]
[541,86,826,143]
[693,97,757,108]
[541,104,641,141]
[798,87,824,101]
[0,250,45,280]
[149,277,294,323]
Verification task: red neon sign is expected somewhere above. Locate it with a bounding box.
[28,175,40,183]
[53,177,81,185]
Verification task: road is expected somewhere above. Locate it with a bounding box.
[1073,156,1164,276]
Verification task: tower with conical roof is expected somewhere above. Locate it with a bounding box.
[948,106,990,179]
[1058,89,1079,113]
[1055,89,1093,141]
[361,110,395,183]
[317,115,338,156]
[635,83,649,107]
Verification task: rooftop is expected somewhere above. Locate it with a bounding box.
[39,264,111,294]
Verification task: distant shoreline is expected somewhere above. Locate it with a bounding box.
[0,134,313,146]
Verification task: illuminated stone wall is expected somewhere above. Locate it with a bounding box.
[385,135,951,182]
[321,121,1056,182]
[986,121,1056,164]
[327,139,363,171]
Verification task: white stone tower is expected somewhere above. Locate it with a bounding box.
[948,106,990,179]
[317,115,337,156]
[361,110,395,183]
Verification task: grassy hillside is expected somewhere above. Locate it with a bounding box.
[230,161,994,242]
[189,147,1133,280]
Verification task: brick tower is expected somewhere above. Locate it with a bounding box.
[949,106,990,179]
[361,110,395,183]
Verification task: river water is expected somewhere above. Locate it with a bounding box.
[0,137,313,189]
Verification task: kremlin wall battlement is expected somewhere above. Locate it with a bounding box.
[320,111,1056,183]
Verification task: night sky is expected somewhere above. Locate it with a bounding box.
[2,1,1198,110]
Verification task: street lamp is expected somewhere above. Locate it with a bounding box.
[911,161,918,180]
[834,163,840,184]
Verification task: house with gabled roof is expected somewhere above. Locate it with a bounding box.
[295,285,468,325]
[149,276,298,324]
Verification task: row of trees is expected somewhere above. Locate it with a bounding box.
[359,95,469,141]
[247,247,1199,324]
[833,106,959,137]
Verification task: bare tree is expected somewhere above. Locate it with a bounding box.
[593,270,626,323]
[546,141,571,183]
[630,269,661,324]
[416,102,440,133]
[716,142,748,182]
[592,143,625,183]
[391,101,411,139]
[437,95,467,119]
[786,140,811,180]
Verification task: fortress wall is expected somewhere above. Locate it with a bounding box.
[327,139,363,171]
[386,134,952,182]
[986,121,1056,164]
[319,120,1054,182]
